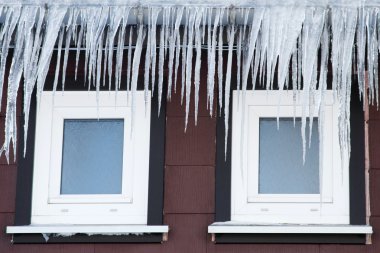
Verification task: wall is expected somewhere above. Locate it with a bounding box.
[0,62,379,253]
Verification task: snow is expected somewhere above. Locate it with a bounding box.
[0,3,376,175]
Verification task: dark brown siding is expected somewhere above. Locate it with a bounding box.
[0,58,380,253]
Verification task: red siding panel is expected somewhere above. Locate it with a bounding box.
[62,244,95,253]
[166,78,216,117]
[165,116,216,166]
[0,214,14,253]
[164,166,215,214]
[320,245,368,253]
[369,120,380,169]
[208,243,319,253]
[0,165,16,212]
[369,105,380,120]
[368,217,380,253]
[370,169,380,216]
[163,214,212,253]
[95,243,162,253]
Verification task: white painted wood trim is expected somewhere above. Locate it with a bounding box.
[208,223,373,234]
[6,225,169,234]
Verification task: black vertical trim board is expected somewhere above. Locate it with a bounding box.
[14,90,36,226]
[147,83,166,225]
[13,77,166,232]
[215,82,366,225]
[349,81,366,225]
[215,82,236,222]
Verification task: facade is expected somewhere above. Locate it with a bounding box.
[0,54,377,253]
[0,3,378,253]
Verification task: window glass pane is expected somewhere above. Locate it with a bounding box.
[61,119,124,194]
[259,118,319,194]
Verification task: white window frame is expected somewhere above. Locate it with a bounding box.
[31,91,151,225]
[231,90,349,225]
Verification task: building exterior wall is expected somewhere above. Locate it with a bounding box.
[0,63,379,253]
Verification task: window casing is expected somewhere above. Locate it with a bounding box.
[231,90,349,224]
[31,91,151,225]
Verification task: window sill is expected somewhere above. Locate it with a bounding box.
[208,222,372,244]
[6,225,169,244]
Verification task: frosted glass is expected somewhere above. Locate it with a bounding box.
[60,119,124,194]
[258,118,319,194]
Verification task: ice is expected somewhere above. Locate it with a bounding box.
[53,27,64,93]
[207,9,221,116]
[224,14,235,154]
[150,8,160,95]
[194,9,204,125]
[61,9,75,91]
[174,7,184,94]
[184,8,197,130]
[126,27,133,100]
[218,22,224,115]
[130,22,146,134]
[0,3,377,176]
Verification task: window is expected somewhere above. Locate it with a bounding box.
[231,90,347,224]
[7,82,168,243]
[31,91,150,225]
[211,87,371,244]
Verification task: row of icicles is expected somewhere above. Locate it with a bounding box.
[0,4,377,169]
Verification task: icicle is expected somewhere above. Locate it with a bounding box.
[23,6,44,156]
[126,27,133,96]
[194,9,204,125]
[224,11,235,156]
[331,8,358,176]
[168,7,184,100]
[239,8,264,174]
[0,6,22,113]
[181,9,189,106]
[1,6,25,162]
[184,8,197,130]
[130,19,146,134]
[53,27,64,93]
[114,8,130,93]
[61,9,75,91]
[107,7,126,90]
[144,8,152,103]
[150,8,160,95]
[207,9,221,115]
[35,6,67,108]
[301,8,325,162]
[277,8,305,91]
[218,23,224,115]
[158,26,165,115]
[74,14,84,81]
[174,7,184,94]
[236,26,242,92]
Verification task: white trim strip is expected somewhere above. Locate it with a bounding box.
[6,225,169,235]
[208,223,373,234]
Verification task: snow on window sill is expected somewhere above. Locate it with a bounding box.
[6,225,169,236]
[208,222,372,234]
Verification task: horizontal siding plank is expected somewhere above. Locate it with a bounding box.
[207,243,319,253]
[369,120,380,169]
[0,165,16,212]
[164,166,215,214]
[370,169,380,217]
[61,244,95,253]
[166,68,216,117]
[95,243,162,253]
[0,117,18,165]
[165,117,216,166]
[368,217,380,253]
[163,214,212,253]
[0,213,14,253]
